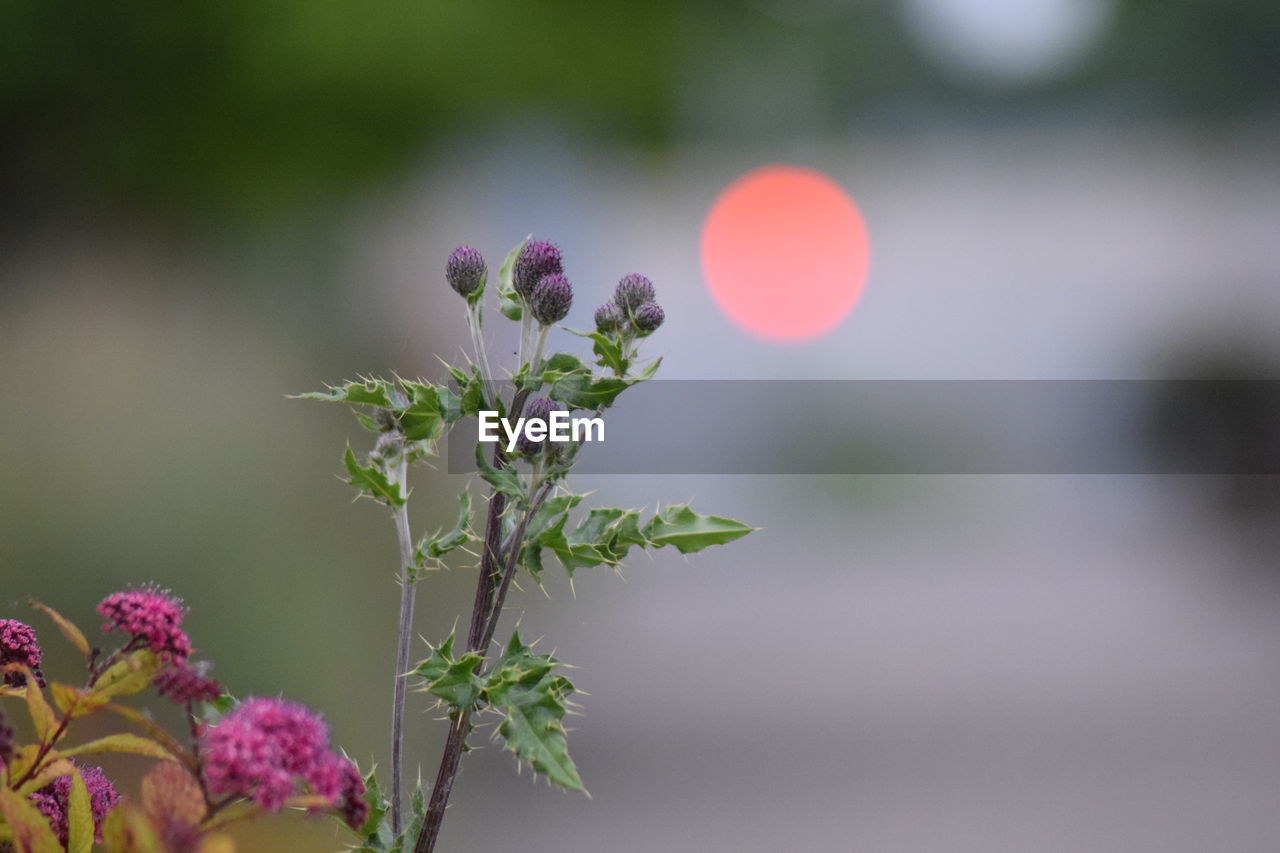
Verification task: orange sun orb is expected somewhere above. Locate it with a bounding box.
[700,165,870,341]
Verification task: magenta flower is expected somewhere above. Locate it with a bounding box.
[0,618,45,687]
[154,660,222,704]
[97,586,192,662]
[202,697,367,828]
[29,763,119,844]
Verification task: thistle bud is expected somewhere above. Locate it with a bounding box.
[517,397,560,455]
[513,240,563,299]
[594,302,623,333]
[446,246,487,298]
[632,301,665,333]
[530,274,573,326]
[614,273,655,314]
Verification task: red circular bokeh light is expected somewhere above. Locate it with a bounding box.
[700,165,870,341]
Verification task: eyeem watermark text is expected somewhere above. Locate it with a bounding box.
[478,410,605,453]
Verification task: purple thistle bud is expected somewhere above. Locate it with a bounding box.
[614,273,655,314]
[530,273,573,326]
[29,762,119,845]
[632,301,665,334]
[513,240,563,299]
[0,619,45,688]
[0,708,14,766]
[154,660,222,705]
[594,302,623,333]
[446,245,487,298]
[202,697,366,826]
[517,397,561,455]
[98,586,191,662]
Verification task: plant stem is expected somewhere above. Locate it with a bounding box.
[389,456,416,836]
[413,390,535,853]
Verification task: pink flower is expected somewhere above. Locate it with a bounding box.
[97,586,191,662]
[0,618,45,687]
[154,660,222,704]
[202,697,366,828]
[29,762,119,844]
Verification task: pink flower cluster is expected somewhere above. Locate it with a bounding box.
[202,698,367,829]
[154,660,222,704]
[97,586,191,661]
[0,618,45,687]
[29,763,119,844]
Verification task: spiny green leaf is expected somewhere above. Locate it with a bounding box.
[483,632,584,791]
[294,377,396,408]
[397,380,446,442]
[418,491,476,564]
[642,504,755,554]
[568,328,629,376]
[475,443,527,501]
[344,446,405,506]
[412,635,485,709]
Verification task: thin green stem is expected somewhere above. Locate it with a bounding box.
[389,454,415,835]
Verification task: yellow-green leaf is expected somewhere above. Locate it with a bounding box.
[23,673,58,743]
[92,649,161,700]
[28,599,91,657]
[0,787,63,853]
[66,770,94,853]
[50,683,109,719]
[62,733,177,762]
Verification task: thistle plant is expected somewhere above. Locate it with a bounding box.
[0,236,751,853]
[299,235,753,852]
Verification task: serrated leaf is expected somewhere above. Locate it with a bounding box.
[28,600,91,657]
[354,770,391,844]
[546,372,630,410]
[66,769,94,853]
[418,491,475,564]
[475,443,526,501]
[412,635,484,709]
[397,380,446,443]
[344,446,405,506]
[568,329,629,376]
[92,649,163,700]
[483,632,583,791]
[62,733,177,762]
[642,504,755,554]
[294,378,396,407]
[0,787,63,853]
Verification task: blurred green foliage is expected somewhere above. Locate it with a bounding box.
[1,0,1276,227]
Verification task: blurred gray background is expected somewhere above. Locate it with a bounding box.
[2,1,1279,850]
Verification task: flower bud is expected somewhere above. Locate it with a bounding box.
[632,301,665,333]
[517,397,560,455]
[513,240,563,299]
[446,246,487,298]
[530,274,573,326]
[614,273,655,314]
[594,302,623,333]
